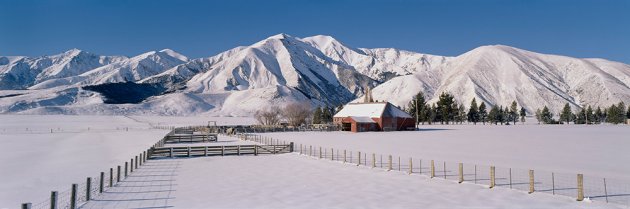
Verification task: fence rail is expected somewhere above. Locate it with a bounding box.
[148,144,293,158]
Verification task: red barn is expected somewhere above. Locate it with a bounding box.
[333,102,415,132]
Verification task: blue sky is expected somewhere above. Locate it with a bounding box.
[1,0,629,63]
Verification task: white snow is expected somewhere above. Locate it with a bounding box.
[81,154,621,209]
[260,124,630,181]
[334,103,388,118]
[335,102,412,118]
[0,115,170,208]
[1,115,628,208]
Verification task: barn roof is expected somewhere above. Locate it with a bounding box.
[334,102,412,118]
[349,116,377,123]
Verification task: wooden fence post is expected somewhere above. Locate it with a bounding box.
[343,150,347,163]
[310,146,313,156]
[409,158,413,174]
[86,177,91,200]
[124,162,128,178]
[130,159,134,173]
[357,152,361,166]
[458,163,464,183]
[430,160,435,178]
[21,203,31,209]
[577,174,584,201]
[238,145,241,156]
[70,184,77,209]
[528,170,535,194]
[300,144,303,155]
[372,153,376,168]
[254,145,258,156]
[290,142,294,152]
[388,155,392,171]
[109,168,113,187]
[319,147,322,159]
[50,191,57,209]
[170,147,174,158]
[490,166,496,188]
[221,146,225,156]
[99,172,104,193]
[135,156,139,168]
[330,148,334,160]
[204,146,208,156]
[116,166,121,183]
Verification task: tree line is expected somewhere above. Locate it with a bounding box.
[404,92,526,125]
[538,102,630,124]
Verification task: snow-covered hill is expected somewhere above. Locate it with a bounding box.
[368,45,630,113]
[29,49,188,89]
[0,49,127,90]
[1,34,629,115]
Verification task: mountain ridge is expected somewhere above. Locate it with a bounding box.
[1,34,629,116]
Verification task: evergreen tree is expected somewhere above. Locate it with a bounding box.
[451,101,460,124]
[510,101,518,125]
[313,107,323,124]
[574,108,586,124]
[559,103,573,124]
[541,106,554,124]
[586,105,594,124]
[436,92,455,124]
[519,107,526,124]
[407,92,427,126]
[488,105,499,125]
[479,102,488,125]
[626,105,630,121]
[420,104,430,125]
[428,104,437,124]
[467,98,480,124]
[322,106,333,123]
[595,107,603,124]
[606,104,625,124]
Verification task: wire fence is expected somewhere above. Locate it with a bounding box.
[22,140,158,209]
[237,131,630,208]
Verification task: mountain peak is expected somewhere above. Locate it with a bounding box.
[267,33,293,40]
[159,49,188,62]
[61,48,85,57]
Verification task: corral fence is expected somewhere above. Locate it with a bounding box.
[236,132,630,208]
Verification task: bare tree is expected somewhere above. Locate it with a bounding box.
[254,106,281,125]
[282,102,312,126]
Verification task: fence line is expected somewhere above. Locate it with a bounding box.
[237,131,630,208]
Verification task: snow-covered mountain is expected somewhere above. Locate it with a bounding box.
[0,49,127,90]
[1,34,629,115]
[29,49,188,89]
[367,45,630,113]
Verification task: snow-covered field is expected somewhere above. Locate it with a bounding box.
[260,124,630,181]
[0,115,170,209]
[81,153,619,209]
[127,115,256,127]
[2,115,629,209]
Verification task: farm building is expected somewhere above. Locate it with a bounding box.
[333,102,415,132]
